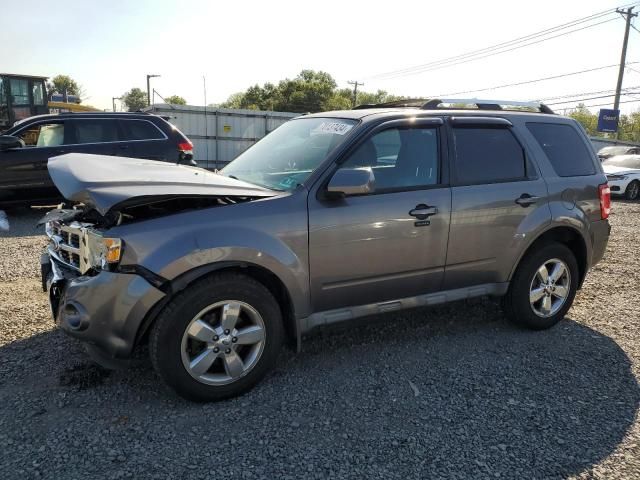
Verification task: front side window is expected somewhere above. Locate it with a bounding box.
[17,123,65,147]
[73,120,119,144]
[9,79,29,105]
[0,78,6,106]
[527,123,596,177]
[452,127,525,184]
[339,127,439,190]
[32,81,45,106]
[222,117,357,191]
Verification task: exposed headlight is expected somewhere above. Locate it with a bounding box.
[86,232,123,270]
[606,174,627,181]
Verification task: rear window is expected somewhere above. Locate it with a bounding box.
[452,127,526,184]
[73,120,119,144]
[527,123,596,177]
[120,120,165,140]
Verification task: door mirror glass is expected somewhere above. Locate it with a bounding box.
[0,135,24,151]
[327,168,375,196]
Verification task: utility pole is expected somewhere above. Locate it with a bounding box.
[348,80,364,108]
[112,97,121,112]
[146,74,160,106]
[614,7,637,112]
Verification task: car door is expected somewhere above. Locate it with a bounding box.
[443,117,551,290]
[119,119,170,161]
[308,118,452,312]
[0,119,70,202]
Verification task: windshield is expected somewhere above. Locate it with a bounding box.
[222,117,357,191]
[603,156,640,169]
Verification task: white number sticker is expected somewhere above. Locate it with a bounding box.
[312,121,353,135]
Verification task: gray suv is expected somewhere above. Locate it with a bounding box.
[41,99,611,401]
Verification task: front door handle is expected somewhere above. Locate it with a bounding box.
[515,194,540,207]
[409,204,438,220]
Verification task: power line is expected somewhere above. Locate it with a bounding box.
[581,97,640,108]
[434,62,638,97]
[538,85,640,102]
[366,3,638,80]
[375,17,619,80]
[546,91,640,105]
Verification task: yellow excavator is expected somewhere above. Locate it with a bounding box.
[0,73,98,132]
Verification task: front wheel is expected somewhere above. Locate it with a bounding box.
[503,243,579,330]
[149,272,284,402]
[625,180,640,201]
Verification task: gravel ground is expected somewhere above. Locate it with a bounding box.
[0,203,639,480]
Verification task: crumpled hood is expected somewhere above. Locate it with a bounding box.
[48,153,275,215]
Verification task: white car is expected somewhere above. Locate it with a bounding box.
[602,155,640,200]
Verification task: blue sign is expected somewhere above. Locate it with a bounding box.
[598,109,620,133]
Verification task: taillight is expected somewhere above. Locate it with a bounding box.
[178,141,193,152]
[598,183,611,220]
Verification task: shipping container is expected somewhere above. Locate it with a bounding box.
[146,104,298,169]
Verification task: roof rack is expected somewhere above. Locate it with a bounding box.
[352,98,430,109]
[353,98,555,114]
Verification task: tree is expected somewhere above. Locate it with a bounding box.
[122,88,148,112]
[568,104,598,136]
[164,95,187,105]
[220,70,405,113]
[47,74,84,102]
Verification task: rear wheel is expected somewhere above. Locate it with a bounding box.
[624,180,640,200]
[149,272,284,402]
[503,243,579,330]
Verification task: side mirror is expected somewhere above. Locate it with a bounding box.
[0,135,23,151]
[327,167,375,197]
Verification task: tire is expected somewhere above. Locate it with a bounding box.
[503,242,579,330]
[624,180,640,201]
[149,272,284,402]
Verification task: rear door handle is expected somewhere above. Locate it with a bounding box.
[409,204,438,220]
[515,194,540,207]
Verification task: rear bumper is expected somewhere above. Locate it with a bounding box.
[47,257,165,363]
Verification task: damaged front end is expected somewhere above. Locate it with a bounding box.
[41,153,278,321]
[40,154,281,365]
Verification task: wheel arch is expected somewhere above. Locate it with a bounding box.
[509,226,589,289]
[134,261,299,351]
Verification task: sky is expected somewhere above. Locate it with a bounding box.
[2,0,640,114]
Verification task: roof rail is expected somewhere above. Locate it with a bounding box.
[421,98,555,114]
[353,98,555,114]
[352,98,429,109]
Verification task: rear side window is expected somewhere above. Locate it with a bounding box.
[452,127,525,184]
[73,120,119,144]
[120,120,165,140]
[527,123,596,177]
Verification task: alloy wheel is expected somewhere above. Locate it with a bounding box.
[180,300,266,385]
[529,258,571,318]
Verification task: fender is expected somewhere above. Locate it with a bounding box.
[108,193,311,319]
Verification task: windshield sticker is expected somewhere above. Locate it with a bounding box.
[312,121,354,136]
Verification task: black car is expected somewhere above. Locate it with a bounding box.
[0,112,194,205]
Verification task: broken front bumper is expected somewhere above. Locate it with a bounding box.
[42,253,166,365]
